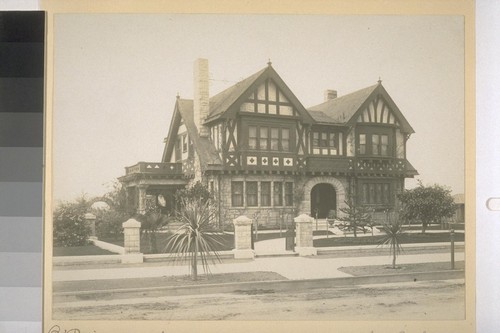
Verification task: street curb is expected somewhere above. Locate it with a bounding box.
[53,269,464,303]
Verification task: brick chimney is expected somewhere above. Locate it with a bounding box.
[324,89,337,101]
[193,58,210,137]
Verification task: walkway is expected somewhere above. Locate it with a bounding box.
[53,251,464,283]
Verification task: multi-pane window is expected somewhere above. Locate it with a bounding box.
[312,132,319,147]
[231,182,244,207]
[359,134,366,155]
[372,134,380,155]
[246,182,258,207]
[270,128,279,151]
[273,182,283,206]
[285,182,293,206]
[282,129,290,151]
[358,130,391,156]
[361,182,391,205]
[230,181,293,207]
[248,126,258,150]
[247,126,291,152]
[312,131,338,155]
[380,135,389,156]
[261,182,271,206]
[259,127,268,150]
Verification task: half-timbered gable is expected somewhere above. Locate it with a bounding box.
[121,59,418,224]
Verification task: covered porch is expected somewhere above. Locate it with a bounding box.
[118,162,189,214]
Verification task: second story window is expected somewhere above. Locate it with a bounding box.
[312,130,338,155]
[270,128,279,150]
[359,134,366,154]
[358,129,391,157]
[249,126,257,150]
[246,125,291,152]
[282,128,290,151]
[259,127,268,150]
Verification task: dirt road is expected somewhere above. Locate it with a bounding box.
[53,279,464,321]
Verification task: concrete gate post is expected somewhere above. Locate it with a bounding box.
[294,214,317,256]
[121,218,144,263]
[232,215,255,259]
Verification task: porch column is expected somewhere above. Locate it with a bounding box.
[137,184,149,214]
[121,218,143,263]
[294,214,317,256]
[232,215,255,259]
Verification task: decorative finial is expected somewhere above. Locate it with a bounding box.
[267,58,272,67]
[378,77,382,84]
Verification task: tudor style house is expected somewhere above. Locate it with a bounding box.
[119,59,418,226]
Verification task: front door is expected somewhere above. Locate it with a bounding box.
[311,183,336,218]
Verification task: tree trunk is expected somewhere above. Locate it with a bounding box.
[392,243,396,269]
[353,224,357,238]
[192,241,198,281]
[422,221,427,234]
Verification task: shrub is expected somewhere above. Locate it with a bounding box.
[53,197,91,247]
[95,209,127,239]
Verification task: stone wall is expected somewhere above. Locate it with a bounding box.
[210,174,298,228]
[206,174,352,228]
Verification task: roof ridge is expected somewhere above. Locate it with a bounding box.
[308,83,379,111]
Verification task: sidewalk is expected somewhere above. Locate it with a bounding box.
[53,251,464,282]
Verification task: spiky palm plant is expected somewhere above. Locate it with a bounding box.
[379,213,406,269]
[164,197,224,280]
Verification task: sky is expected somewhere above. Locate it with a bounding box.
[52,14,464,202]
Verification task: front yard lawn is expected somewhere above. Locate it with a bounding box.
[101,232,235,254]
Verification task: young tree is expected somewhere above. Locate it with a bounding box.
[379,212,406,269]
[164,197,224,280]
[94,181,133,239]
[398,182,456,233]
[337,199,372,237]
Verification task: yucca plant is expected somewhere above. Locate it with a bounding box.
[164,197,225,280]
[379,212,406,269]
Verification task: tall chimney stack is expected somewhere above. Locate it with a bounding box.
[324,89,337,101]
[194,58,210,137]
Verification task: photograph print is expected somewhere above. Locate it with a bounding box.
[45,9,471,332]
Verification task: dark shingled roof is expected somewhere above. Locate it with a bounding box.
[207,67,267,121]
[177,98,222,166]
[308,84,379,124]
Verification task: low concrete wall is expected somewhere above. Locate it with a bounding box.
[90,239,125,255]
[53,255,121,266]
[143,251,235,263]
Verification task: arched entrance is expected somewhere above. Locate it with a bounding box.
[310,183,336,218]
